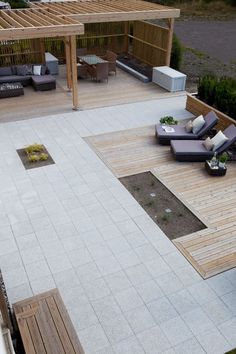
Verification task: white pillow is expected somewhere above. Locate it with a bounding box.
[192,115,205,134]
[33,65,41,76]
[211,130,228,151]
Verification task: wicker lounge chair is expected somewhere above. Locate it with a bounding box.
[156,111,218,145]
[87,62,109,82]
[171,124,236,162]
[103,50,117,75]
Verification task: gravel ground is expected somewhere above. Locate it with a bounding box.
[174,20,236,91]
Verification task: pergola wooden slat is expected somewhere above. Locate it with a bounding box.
[0,0,180,110]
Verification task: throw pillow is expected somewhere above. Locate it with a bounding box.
[211,130,228,151]
[192,115,205,134]
[185,120,193,133]
[25,64,33,75]
[0,66,12,76]
[16,65,27,76]
[203,137,214,151]
[33,65,41,76]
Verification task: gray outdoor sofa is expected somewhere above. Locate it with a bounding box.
[156,111,218,145]
[171,124,236,162]
[0,65,56,91]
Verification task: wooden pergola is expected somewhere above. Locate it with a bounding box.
[0,0,180,110]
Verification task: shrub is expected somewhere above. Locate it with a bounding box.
[198,74,217,106]
[28,154,40,163]
[25,143,44,154]
[160,116,178,125]
[39,153,49,161]
[9,0,28,8]
[170,34,183,71]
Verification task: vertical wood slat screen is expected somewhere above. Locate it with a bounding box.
[0,39,42,66]
[131,21,168,67]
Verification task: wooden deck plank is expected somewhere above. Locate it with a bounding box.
[86,125,236,278]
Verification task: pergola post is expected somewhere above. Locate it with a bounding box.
[39,38,45,64]
[64,36,72,91]
[124,21,129,54]
[70,35,79,110]
[165,18,174,66]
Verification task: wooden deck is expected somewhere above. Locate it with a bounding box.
[0,66,182,123]
[13,289,84,354]
[85,126,236,278]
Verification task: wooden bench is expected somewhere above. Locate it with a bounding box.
[13,289,84,354]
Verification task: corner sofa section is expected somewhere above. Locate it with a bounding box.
[0,64,56,91]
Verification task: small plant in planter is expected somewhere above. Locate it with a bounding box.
[24,143,49,164]
[160,116,178,125]
[39,153,49,161]
[25,143,44,154]
[218,152,228,168]
[28,154,40,163]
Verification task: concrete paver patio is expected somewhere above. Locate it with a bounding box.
[0,95,235,354]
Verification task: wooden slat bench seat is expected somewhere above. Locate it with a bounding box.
[13,289,84,354]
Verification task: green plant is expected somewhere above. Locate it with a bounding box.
[198,74,217,106]
[39,153,49,161]
[145,201,154,207]
[28,154,40,163]
[160,116,178,125]
[25,143,44,154]
[170,34,183,71]
[161,213,170,222]
[218,152,228,163]
[9,0,28,8]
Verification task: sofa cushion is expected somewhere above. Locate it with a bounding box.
[192,115,205,134]
[185,120,193,133]
[0,66,12,76]
[202,137,214,151]
[33,65,41,76]
[16,65,28,76]
[31,75,56,85]
[211,130,228,151]
[0,75,31,85]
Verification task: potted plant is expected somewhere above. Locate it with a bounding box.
[160,116,178,125]
[218,152,228,168]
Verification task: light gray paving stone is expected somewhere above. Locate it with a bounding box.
[16,232,39,251]
[124,231,148,248]
[68,247,92,267]
[40,240,65,259]
[152,238,176,256]
[0,225,14,241]
[82,278,111,301]
[35,226,59,244]
[0,238,18,256]
[113,336,145,354]
[155,272,184,295]
[0,251,23,271]
[125,264,152,286]
[7,283,33,303]
[116,219,140,235]
[54,222,78,239]
[30,274,56,295]
[224,268,236,286]
[202,298,234,325]
[88,242,113,261]
[168,289,199,314]
[137,325,172,354]
[147,297,178,325]
[173,265,202,287]
[25,259,51,282]
[80,229,104,246]
[60,285,87,310]
[61,236,85,252]
[160,316,193,346]
[145,258,171,278]
[99,224,123,241]
[69,302,99,331]
[53,268,80,290]
[2,266,28,288]
[134,244,160,263]
[206,273,235,296]
[11,220,34,238]
[96,255,122,276]
[46,254,72,274]
[20,245,44,265]
[188,281,218,306]
[92,295,122,321]
[181,307,215,335]
[162,349,175,354]
[30,215,52,232]
[221,289,236,314]
[116,250,141,269]
[104,270,132,293]
[124,305,156,334]
[218,317,236,347]
[100,314,133,345]
[196,328,232,354]
[115,287,144,312]
[136,280,164,303]
[106,236,131,255]
[79,323,109,354]
[163,251,190,270]
[174,337,206,354]
[75,262,102,283]
[94,345,115,354]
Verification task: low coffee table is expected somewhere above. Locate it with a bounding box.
[0,82,24,98]
[205,160,227,176]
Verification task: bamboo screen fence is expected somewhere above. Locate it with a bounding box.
[0,21,170,67]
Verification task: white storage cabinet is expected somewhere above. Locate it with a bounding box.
[152,66,186,92]
[45,52,59,75]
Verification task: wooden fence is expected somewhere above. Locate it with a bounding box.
[0,21,170,67]
[131,21,169,67]
[186,94,236,131]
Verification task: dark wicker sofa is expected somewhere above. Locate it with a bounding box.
[0,64,56,91]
